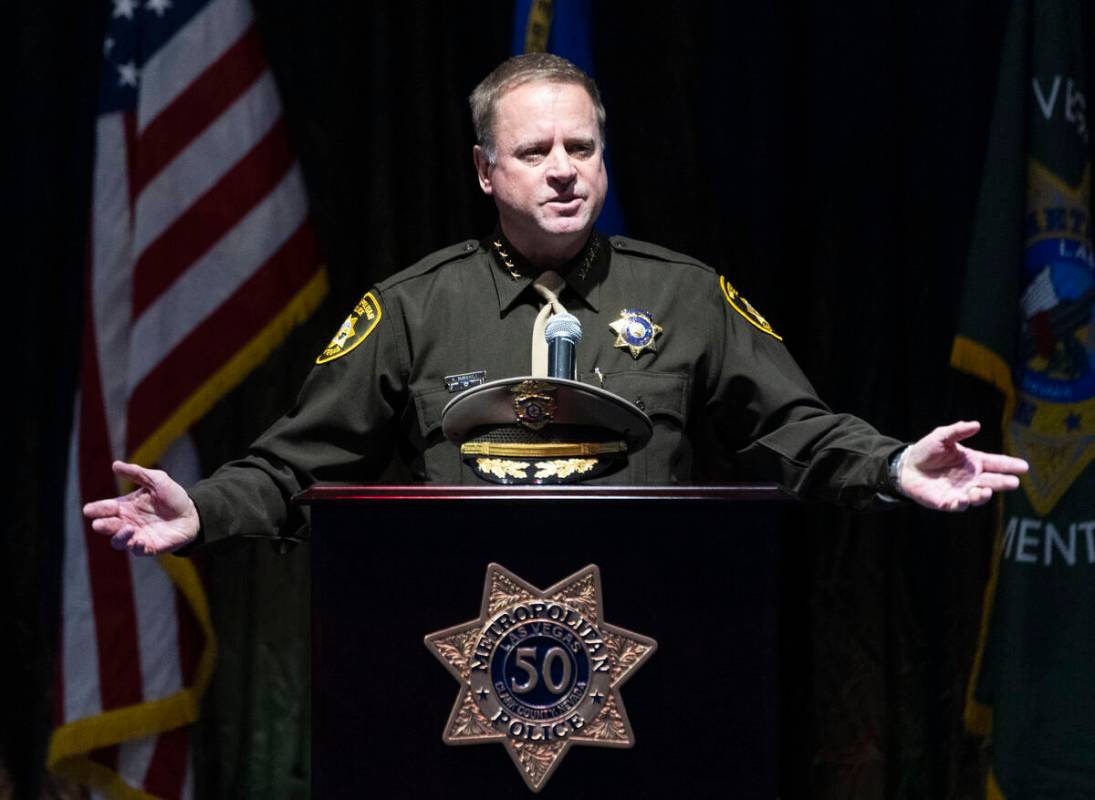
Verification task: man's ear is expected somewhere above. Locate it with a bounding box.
[473,145,493,195]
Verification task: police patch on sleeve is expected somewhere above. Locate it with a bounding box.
[719,276,782,341]
[316,291,382,364]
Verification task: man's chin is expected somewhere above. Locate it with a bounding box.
[539,214,593,238]
[498,210,599,261]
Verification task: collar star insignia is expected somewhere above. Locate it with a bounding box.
[424,563,656,792]
[609,308,663,358]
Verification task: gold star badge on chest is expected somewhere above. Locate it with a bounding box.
[424,563,656,792]
[609,309,663,358]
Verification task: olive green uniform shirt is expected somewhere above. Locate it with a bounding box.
[189,234,905,547]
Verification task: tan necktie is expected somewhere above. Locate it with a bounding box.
[530,270,567,377]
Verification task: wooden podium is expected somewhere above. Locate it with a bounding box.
[298,485,788,798]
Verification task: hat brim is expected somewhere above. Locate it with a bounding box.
[441,376,653,451]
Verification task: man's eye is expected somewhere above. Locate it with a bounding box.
[568,143,595,158]
[520,150,546,163]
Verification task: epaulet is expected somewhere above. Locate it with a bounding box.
[377,239,481,292]
[606,236,712,272]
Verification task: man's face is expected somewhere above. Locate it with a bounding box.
[474,80,608,262]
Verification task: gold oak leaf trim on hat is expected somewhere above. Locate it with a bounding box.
[532,458,597,479]
[719,275,782,341]
[474,458,531,481]
[316,291,382,364]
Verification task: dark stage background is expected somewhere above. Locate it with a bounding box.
[15,1,1079,797]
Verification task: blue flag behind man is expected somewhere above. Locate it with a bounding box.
[952,1,1094,796]
[512,0,627,235]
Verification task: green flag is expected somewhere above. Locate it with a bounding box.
[953,0,1094,796]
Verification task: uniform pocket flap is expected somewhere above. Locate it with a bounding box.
[594,371,689,425]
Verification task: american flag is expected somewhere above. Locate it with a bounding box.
[49,0,327,795]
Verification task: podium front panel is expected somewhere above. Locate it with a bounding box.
[303,485,785,799]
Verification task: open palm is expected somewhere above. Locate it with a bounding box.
[84,461,200,555]
[899,421,1028,511]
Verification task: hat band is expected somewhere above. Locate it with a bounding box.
[460,441,627,458]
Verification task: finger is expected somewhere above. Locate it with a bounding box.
[112,528,161,556]
[945,496,969,512]
[84,498,120,518]
[112,460,157,490]
[111,527,136,551]
[91,517,128,536]
[969,486,993,507]
[975,473,1020,491]
[129,537,159,556]
[977,453,1029,474]
[936,420,981,444]
[133,533,165,556]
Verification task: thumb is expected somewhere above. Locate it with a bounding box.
[936,420,981,445]
[112,460,155,490]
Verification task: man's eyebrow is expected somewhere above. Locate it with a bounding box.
[513,135,551,147]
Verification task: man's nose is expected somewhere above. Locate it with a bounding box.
[545,147,577,183]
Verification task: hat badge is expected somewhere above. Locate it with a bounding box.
[511,380,556,431]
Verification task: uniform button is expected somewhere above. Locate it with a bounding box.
[635,398,645,411]
[465,241,476,252]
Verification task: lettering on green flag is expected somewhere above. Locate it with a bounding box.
[952,1,1094,795]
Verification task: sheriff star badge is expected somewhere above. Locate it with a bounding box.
[609,309,663,358]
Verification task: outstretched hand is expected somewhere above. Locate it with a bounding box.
[897,421,1028,512]
[83,461,200,555]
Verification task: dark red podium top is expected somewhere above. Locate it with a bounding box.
[295,483,789,504]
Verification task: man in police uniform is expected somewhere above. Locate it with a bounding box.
[84,54,1028,554]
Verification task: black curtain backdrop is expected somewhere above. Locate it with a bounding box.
[13,1,1059,797]
[10,2,104,799]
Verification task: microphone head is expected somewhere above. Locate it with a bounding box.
[545,312,582,344]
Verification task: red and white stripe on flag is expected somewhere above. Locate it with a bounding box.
[50,0,327,795]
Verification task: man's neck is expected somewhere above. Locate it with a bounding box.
[499,225,589,270]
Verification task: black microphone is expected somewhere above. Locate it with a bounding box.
[545,313,582,380]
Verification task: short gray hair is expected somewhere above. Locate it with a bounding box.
[470,53,607,164]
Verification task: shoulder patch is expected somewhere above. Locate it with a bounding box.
[316,291,382,364]
[719,276,782,341]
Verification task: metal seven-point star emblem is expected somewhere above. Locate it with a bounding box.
[609,309,663,358]
[424,564,657,793]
